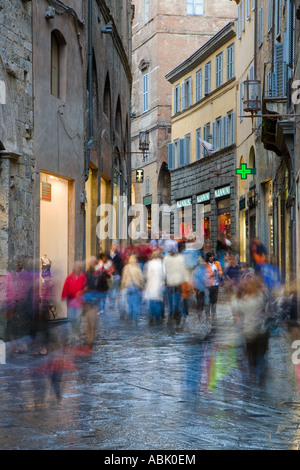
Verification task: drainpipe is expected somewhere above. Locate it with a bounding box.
[86,0,93,182]
[83,0,93,260]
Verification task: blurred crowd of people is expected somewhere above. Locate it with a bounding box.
[0,234,299,387]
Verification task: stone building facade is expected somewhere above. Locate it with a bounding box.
[0,0,133,322]
[0,0,34,274]
[130,0,238,240]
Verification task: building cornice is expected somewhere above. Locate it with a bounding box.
[166,22,236,84]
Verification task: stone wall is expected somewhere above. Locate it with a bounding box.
[0,0,34,272]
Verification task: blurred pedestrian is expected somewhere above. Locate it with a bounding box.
[144,250,166,324]
[203,252,223,319]
[223,253,241,297]
[164,244,188,324]
[121,254,144,323]
[231,274,270,384]
[250,237,267,274]
[83,256,99,347]
[95,253,112,314]
[61,261,87,344]
[193,256,209,317]
[108,243,124,308]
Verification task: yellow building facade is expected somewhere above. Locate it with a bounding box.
[166,22,238,254]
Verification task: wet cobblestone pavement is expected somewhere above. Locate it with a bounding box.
[1,292,300,450]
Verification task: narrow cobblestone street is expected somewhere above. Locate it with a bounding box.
[1,291,300,451]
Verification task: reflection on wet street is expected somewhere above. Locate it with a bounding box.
[1,294,300,450]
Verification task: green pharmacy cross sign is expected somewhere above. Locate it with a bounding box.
[236,163,256,179]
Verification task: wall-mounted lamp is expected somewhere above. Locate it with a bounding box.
[31,171,39,182]
[24,124,33,139]
[101,23,113,34]
[139,130,149,152]
[80,190,87,208]
[45,6,55,19]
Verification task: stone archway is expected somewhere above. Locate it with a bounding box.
[157,162,171,205]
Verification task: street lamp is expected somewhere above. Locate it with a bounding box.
[139,130,149,152]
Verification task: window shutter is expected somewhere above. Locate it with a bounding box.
[180,138,185,166]
[212,122,217,150]
[196,70,202,101]
[222,116,227,148]
[240,82,243,121]
[231,112,235,143]
[287,0,294,68]
[168,142,174,170]
[188,78,192,106]
[182,83,186,109]
[242,0,245,31]
[274,42,284,96]
[186,135,191,164]
[246,0,250,19]
[196,129,201,160]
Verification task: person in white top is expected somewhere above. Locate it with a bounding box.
[144,250,166,323]
[163,243,188,323]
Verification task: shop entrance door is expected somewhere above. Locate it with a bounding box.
[40,173,69,319]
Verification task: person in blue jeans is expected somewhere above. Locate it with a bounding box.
[120,254,144,323]
[144,250,166,324]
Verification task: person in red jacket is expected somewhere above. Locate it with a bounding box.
[61,261,87,344]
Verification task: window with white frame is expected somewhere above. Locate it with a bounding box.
[258,6,263,46]
[196,69,202,101]
[145,176,150,195]
[186,77,192,108]
[143,72,149,112]
[186,0,204,15]
[182,77,192,110]
[196,128,201,160]
[227,44,234,80]
[204,62,211,94]
[174,84,180,114]
[216,52,223,88]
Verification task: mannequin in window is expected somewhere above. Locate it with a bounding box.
[41,254,52,278]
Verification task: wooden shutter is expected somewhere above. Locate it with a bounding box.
[168,142,174,170]
[180,139,185,166]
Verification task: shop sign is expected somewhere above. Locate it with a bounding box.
[196,192,210,204]
[136,169,144,183]
[215,185,230,199]
[176,197,192,208]
[143,195,152,206]
[41,182,51,201]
